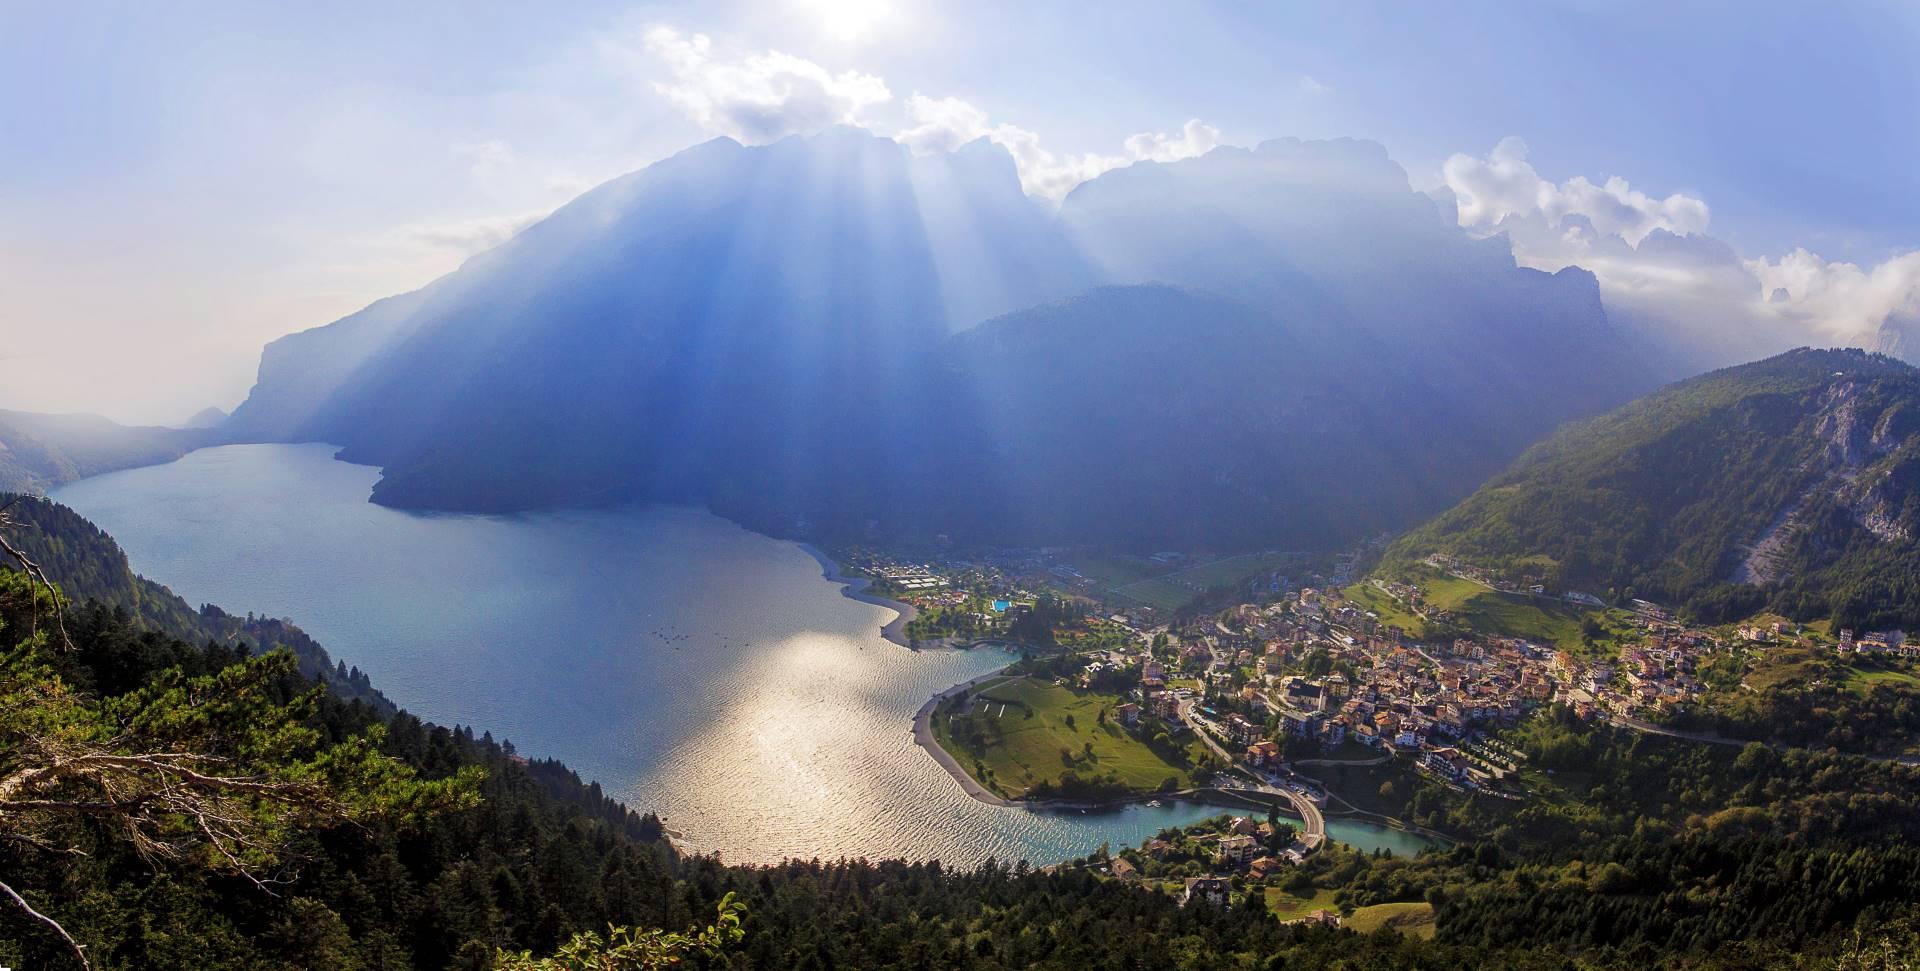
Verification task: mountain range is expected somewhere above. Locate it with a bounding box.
[0,410,206,495]
[1385,347,1920,630]
[214,128,1663,550]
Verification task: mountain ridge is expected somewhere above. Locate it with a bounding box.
[218,128,1658,550]
[0,410,207,495]
[1383,347,1920,629]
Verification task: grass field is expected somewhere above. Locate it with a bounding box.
[1160,551,1297,588]
[1742,648,1828,692]
[1842,664,1920,692]
[1454,593,1592,647]
[933,677,1201,797]
[1264,887,1340,921]
[1349,565,1627,652]
[1106,579,1200,611]
[1341,582,1428,632]
[1346,902,1436,938]
[1070,551,1295,612]
[1070,555,1165,589]
[1718,645,1920,698]
[1405,570,1488,611]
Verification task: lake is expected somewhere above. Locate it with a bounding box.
[53,444,1432,865]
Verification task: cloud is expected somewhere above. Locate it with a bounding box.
[1440,137,1920,368]
[1298,75,1330,96]
[894,93,1123,200]
[1444,137,1708,245]
[1123,119,1221,163]
[626,28,1228,202]
[397,210,548,254]
[894,94,994,154]
[543,173,599,197]
[451,139,516,179]
[1748,249,1920,356]
[896,94,1221,200]
[993,127,1130,201]
[639,27,891,143]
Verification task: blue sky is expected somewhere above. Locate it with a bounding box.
[3,0,1917,420]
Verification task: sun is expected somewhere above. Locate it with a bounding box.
[792,0,897,42]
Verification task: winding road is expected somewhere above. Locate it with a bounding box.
[1611,713,1920,766]
[1179,701,1326,852]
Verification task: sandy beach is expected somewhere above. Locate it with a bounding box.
[912,670,1018,807]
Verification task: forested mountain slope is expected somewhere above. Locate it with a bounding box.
[1386,347,1920,628]
[0,492,384,705]
[0,410,205,495]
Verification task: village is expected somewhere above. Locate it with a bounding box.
[859,541,1920,913]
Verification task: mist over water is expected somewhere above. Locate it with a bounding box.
[54,443,1428,864]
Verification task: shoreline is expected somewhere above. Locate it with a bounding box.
[912,668,1020,807]
[797,543,919,649]
[909,673,1210,813]
[912,673,1440,850]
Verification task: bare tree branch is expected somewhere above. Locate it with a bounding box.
[0,501,73,651]
[0,874,91,970]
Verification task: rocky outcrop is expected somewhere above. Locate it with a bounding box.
[1735,380,1920,584]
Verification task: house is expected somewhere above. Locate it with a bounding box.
[1323,718,1347,746]
[1110,857,1139,881]
[1217,834,1259,866]
[1280,707,1323,738]
[1287,909,1342,928]
[1630,599,1670,621]
[1243,689,1270,716]
[1113,703,1142,727]
[1183,876,1231,907]
[1420,747,1470,782]
[1151,693,1183,720]
[1323,672,1351,702]
[1227,816,1258,836]
[1248,856,1284,880]
[1246,740,1281,767]
[1142,661,1166,689]
[1224,714,1258,744]
[1284,680,1327,712]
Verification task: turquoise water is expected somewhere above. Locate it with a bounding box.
[54,444,1431,865]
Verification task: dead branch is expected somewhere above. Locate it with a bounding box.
[0,500,73,652]
[0,874,90,970]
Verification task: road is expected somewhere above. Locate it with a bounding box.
[1611,713,1920,766]
[1179,701,1326,852]
[1610,714,1749,748]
